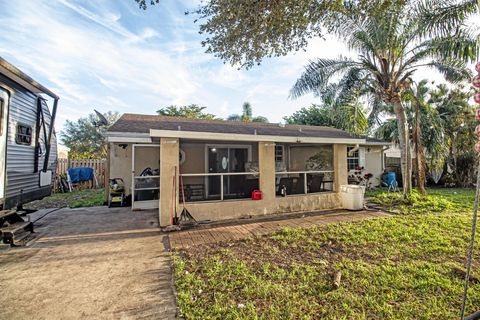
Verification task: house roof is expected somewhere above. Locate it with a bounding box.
[108,113,365,144]
[364,137,391,146]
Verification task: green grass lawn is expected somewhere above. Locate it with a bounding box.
[172,188,480,319]
[25,188,105,210]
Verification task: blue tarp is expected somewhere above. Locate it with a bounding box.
[68,167,94,183]
[383,171,397,188]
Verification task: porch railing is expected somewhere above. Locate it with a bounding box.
[180,172,259,202]
[132,175,160,206]
[275,170,335,196]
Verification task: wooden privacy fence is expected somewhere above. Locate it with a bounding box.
[54,158,106,192]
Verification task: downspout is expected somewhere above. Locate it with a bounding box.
[42,97,58,172]
[348,144,359,156]
[381,145,390,171]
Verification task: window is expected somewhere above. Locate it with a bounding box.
[275,145,284,162]
[347,146,359,170]
[16,124,32,145]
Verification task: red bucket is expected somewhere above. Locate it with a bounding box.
[252,190,263,200]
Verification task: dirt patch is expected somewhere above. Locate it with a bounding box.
[179,232,374,273]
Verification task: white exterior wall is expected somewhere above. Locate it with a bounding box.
[363,146,384,187]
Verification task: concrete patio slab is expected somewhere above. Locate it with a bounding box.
[0,206,177,320]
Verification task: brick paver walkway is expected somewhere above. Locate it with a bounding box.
[169,210,389,250]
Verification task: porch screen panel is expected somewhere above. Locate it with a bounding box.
[132,145,160,208]
[276,144,334,196]
[179,142,259,202]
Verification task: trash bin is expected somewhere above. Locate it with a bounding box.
[340,185,366,210]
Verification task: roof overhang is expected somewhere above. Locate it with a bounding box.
[149,129,366,144]
[0,57,59,99]
[363,141,392,146]
[106,132,152,143]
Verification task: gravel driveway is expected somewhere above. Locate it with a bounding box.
[0,207,177,319]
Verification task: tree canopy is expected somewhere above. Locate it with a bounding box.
[135,0,345,68]
[227,102,269,123]
[157,104,217,120]
[285,84,368,135]
[60,111,119,159]
[289,0,478,193]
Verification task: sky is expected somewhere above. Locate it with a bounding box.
[0,0,477,131]
[0,0,349,129]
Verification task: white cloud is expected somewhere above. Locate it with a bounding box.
[0,0,206,126]
[1,0,462,129]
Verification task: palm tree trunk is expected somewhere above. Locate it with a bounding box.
[414,101,427,195]
[393,101,412,194]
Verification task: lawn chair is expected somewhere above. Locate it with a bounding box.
[308,173,324,193]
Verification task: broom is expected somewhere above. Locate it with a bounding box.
[176,168,197,226]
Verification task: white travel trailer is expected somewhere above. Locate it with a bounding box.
[0,57,58,210]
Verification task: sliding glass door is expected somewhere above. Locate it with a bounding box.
[206,146,250,198]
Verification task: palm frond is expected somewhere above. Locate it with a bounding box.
[289,57,359,99]
[406,31,479,66]
[425,59,472,83]
[367,94,391,128]
[336,68,367,103]
[375,118,398,143]
[414,0,479,38]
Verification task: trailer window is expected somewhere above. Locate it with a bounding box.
[16,124,32,145]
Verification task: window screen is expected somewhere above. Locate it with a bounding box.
[16,124,32,145]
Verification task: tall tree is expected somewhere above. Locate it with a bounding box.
[375,82,476,188]
[403,80,431,195]
[285,84,368,135]
[60,111,119,159]
[157,104,217,120]
[290,0,478,193]
[227,102,269,123]
[429,83,477,186]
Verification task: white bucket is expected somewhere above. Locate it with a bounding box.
[340,185,366,211]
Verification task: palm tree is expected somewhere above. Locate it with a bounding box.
[375,82,451,191]
[290,0,478,193]
[285,83,368,135]
[227,102,269,123]
[429,83,477,186]
[406,80,430,195]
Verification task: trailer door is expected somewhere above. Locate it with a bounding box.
[0,88,8,204]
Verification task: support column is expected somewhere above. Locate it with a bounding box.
[334,144,348,191]
[159,138,179,226]
[258,141,275,204]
